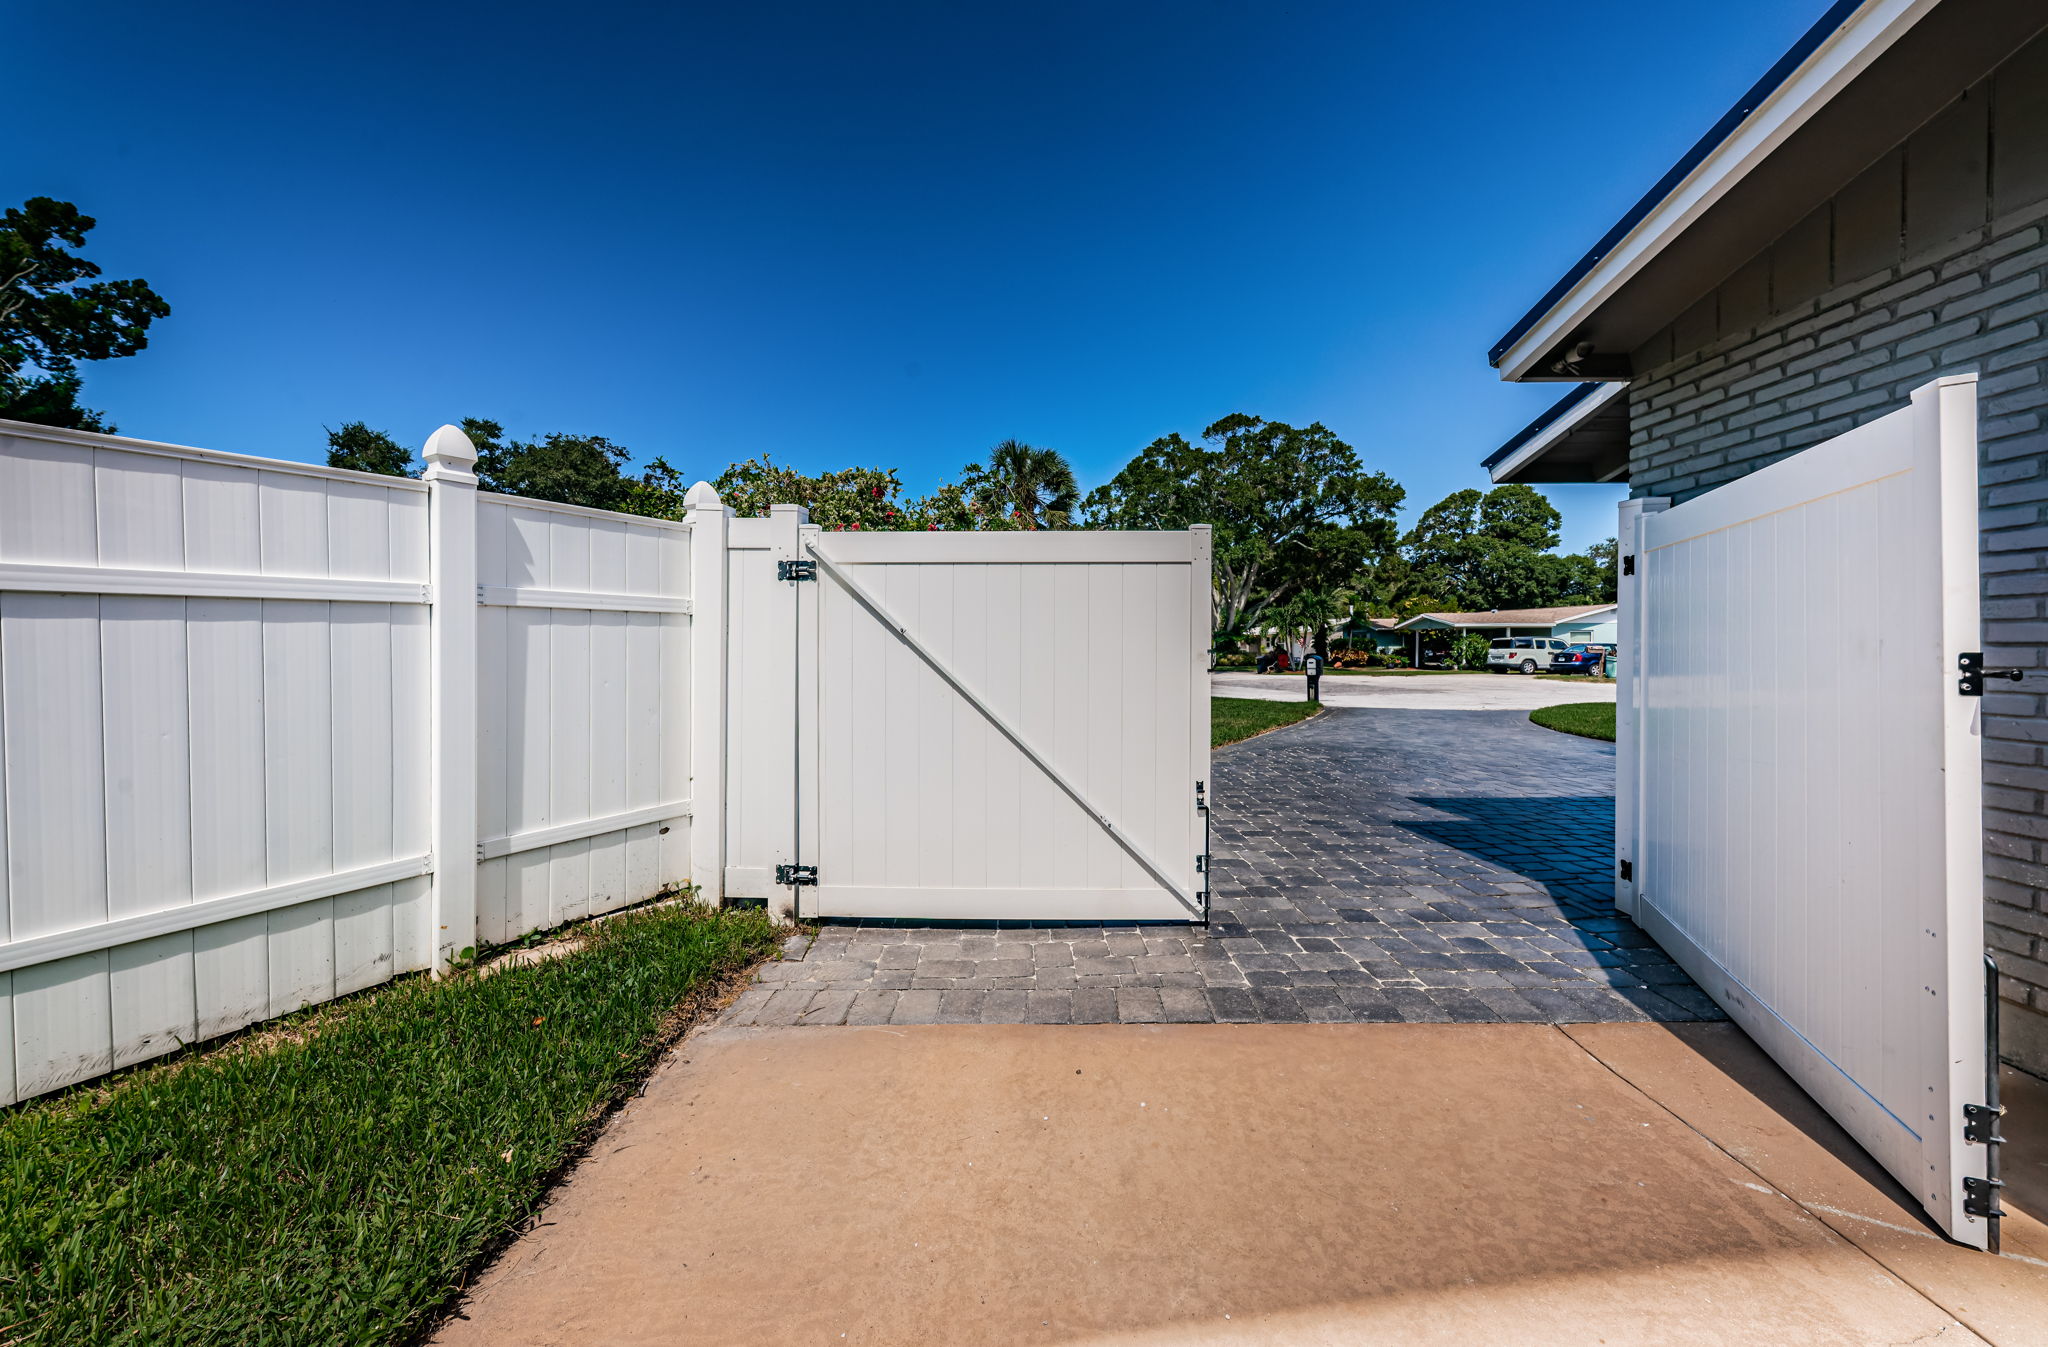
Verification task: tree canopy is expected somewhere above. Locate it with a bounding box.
[711,456,922,530]
[966,440,1078,528]
[1399,484,1613,611]
[0,197,170,432]
[324,422,413,477]
[1081,414,1404,636]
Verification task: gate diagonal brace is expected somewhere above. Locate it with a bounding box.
[804,540,1201,917]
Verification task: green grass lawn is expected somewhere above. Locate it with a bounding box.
[1529,701,1617,741]
[1213,695,1321,747]
[0,900,780,1346]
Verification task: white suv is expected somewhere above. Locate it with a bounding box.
[1487,636,1568,673]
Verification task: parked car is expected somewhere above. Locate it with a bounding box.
[1548,644,1606,675]
[1487,636,1570,673]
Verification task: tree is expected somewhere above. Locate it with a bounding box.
[0,373,111,432]
[966,439,1079,528]
[0,198,170,431]
[712,455,919,530]
[705,454,1039,532]
[324,422,412,477]
[461,417,686,517]
[1556,538,1619,604]
[1082,414,1404,635]
[1401,484,1579,611]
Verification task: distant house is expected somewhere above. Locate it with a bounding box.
[1393,604,1616,664]
[1337,615,1407,656]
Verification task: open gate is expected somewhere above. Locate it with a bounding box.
[712,510,1211,924]
[1618,375,2000,1248]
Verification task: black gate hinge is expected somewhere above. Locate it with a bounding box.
[775,863,817,886]
[1964,1102,2006,1147]
[1621,554,1635,576]
[1196,854,1209,875]
[1195,780,1208,812]
[778,559,817,582]
[1964,1174,2005,1219]
[1958,652,2024,697]
[1618,859,1633,881]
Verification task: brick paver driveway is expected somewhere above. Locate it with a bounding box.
[726,707,1723,1027]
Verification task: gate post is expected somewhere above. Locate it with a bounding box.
[767,504,810,922]
[686,482,734,905]
[422,425,479,973]
[1614,496,1668,918]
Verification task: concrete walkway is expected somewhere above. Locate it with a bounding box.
[1212,669,1616,710]
[437,1021,2048,1346]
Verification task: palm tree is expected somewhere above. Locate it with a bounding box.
[978,439,1079,528]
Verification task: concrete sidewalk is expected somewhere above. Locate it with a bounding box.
[437,1022,2047,1346]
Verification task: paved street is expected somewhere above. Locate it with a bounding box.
[725,707,1721,1027]
[1210,668,1616,710]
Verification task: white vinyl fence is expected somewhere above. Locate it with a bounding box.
[0,420,712,1104]
[0,418,1208,1105]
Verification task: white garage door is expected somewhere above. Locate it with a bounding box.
[1620,374,1999,1248]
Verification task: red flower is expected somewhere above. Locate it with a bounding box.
[872,486,883,498]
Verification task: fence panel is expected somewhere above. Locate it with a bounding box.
[473,495,693,947]
[0,424,433,1102]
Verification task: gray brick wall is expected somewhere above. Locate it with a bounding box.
[1625,32,2048,1070]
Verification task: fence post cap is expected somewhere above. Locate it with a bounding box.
[421,424,478,482]
[684,480,724,509]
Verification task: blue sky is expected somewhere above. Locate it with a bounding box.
[9,1,1822,552]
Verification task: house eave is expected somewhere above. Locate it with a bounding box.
[1484,382,1631,484]
[1491,0,1935,383]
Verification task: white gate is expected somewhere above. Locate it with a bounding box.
[792,527,1211,922]
[1619,375,1995,1247]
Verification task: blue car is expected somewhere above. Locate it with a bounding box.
[1549,644,1607,675]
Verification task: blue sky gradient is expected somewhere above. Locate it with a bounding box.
[8,1,1824,551]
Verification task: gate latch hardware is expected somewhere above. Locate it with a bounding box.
[1959,652,2024,697]
[1964,1174,2005,1219]
[777,559,816,582]
[775,864,817,887]
[1622,554,1635,576]
[1618,859,1633,881]
[1965,1102,2006,1147]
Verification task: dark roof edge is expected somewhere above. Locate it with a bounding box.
[1486,0,1867,367]
[1481,381,1605,471]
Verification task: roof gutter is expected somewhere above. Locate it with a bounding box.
[1489,0,1934,381]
